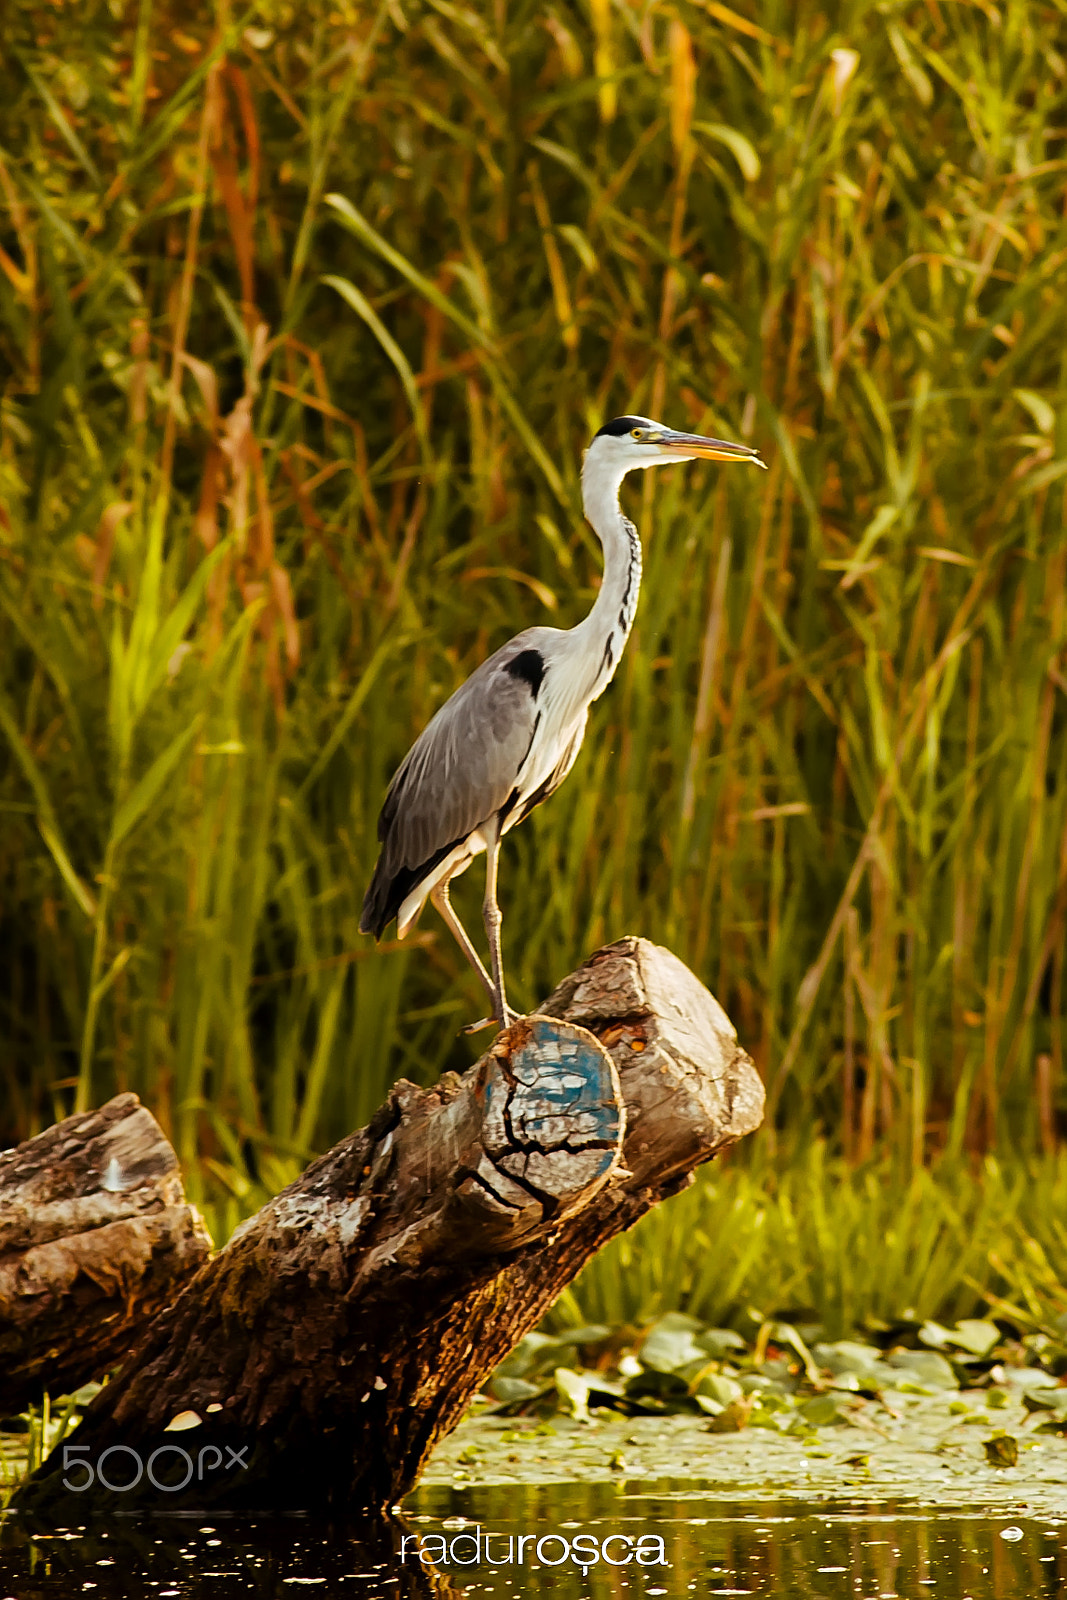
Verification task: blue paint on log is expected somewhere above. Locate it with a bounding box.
[484,1017,624,1196]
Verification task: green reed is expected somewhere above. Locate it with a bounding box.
[2,0,1067,1213]
[549,1142,1067,1342]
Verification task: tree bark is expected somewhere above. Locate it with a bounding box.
[0,1094,211,1416]
[15,938,763,1519]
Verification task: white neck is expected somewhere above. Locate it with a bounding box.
[564,450,642,705]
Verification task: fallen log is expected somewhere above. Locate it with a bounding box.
[0,1094,211,1416]
[15,938,763,1518]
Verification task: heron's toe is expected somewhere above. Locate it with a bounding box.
[461,1007,524,1036]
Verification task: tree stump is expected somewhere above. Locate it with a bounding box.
[0,1094,211,1417]
[15,938,763,1519]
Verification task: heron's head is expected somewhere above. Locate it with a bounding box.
[584,414,767,478]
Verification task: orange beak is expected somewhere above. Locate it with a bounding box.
[654,430,767,468]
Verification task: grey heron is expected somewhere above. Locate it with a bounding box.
[360,415,767,1029]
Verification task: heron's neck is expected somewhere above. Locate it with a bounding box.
[569,453,642,703]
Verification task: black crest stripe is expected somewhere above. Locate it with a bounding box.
[594,415,649,438]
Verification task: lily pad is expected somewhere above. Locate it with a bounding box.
[815,1340,881,1371]
[747,1402,786,1429]
[738,1372,787,1396]
[823,1370,862,1392]
[949,1319,1002,1356]
[695,1372,744,1409]
[640,1313,708,1373]
[751,1389,792,1416]
[553,1367,626,1422]
[799,1395,843,1427]
[1022,1386,1067,1414]
[705,1397,754,1433]
[769,1321,820,1379]
[697,1327,748,1359]
[555,1324,614,1347]
[983,1432,1018,1468]
[886,1350,958,1391]
[494,1332,564,1379]
[489,1376,546,1404]
[815,1342,897,1392]
[623,1368,691,1405]
[555,1367,594,1422]
[999,1365,1058,1391]
[920,1318,1001,1358]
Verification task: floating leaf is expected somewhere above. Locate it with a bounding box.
[983,1432,1019,1468]
[695,1372,744,1408]
[1023,1387,1067,1415]
[815,1341,897,1391]
[739,1372,790,1398]
[886,1351,958,1392]
[555,1324,613,1347]
[489,1377,544,1404]
[624,1368,690,1403]
[697,1328,748,1359]
[706,1397,754,1433]
[555,1366,593,1422]
[493,1332,561,1378]
[799,1395,843,1427]
[641,1314,707,1373]
[947,1320,1001,1357]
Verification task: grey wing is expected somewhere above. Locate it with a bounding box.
[360,633,545,935]
[382,652,541,865]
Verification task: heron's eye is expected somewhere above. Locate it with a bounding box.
[631,428,644,440]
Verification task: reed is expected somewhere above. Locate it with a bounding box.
[550,1142,1067,1343]
[2,0,1067,1218]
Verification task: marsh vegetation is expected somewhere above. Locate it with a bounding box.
[2,0,1067,1335]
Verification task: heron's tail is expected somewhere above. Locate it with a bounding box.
[361,832,467,941]
[359,863,392,940]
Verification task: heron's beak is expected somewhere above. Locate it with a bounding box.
[655,430,768,469]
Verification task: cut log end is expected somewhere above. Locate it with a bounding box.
[458,1015,625,1235]
[0,1094,211,1417]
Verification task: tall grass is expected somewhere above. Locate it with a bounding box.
[549,1142,1067,1341]
[2,0,1067,1216]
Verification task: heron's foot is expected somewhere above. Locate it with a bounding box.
[462,1006,522,1036]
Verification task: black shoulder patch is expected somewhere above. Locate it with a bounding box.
[503,648,545,696]
[594,415,649,438]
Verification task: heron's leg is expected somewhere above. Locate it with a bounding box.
[429,880,497,1013]
[481,825,515,1028]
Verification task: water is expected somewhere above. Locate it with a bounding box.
[2,1480,1064,1598]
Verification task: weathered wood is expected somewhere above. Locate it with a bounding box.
[16,938,763,1518]
[0,1093,211,1416]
